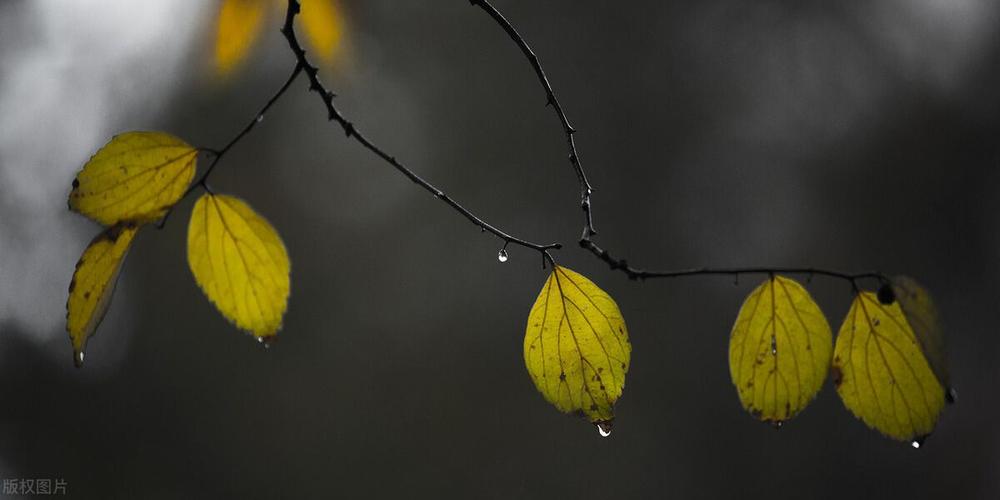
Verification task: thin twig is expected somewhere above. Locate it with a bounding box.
[468,0,595,239]
[156,63,304,229]
[281,0,561,255]
[193,63,304,193]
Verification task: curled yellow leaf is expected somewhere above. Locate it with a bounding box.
[215,0,268,75]
[66,223,140,367]
[832,291,946,443]
[69,132,198,226]
[729,275,832,426]
[187,194,290,340]
[524,266,630,432]
[891,276,951,393]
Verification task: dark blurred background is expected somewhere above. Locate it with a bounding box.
[1,0,999,498]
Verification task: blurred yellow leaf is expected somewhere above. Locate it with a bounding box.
[729,275,832,426]
[215,0,268,75]
[300,0,343,64]
[188,193,290,340]
[524,266,630,432]
[66,223,140,367]
[69,132,197,226]
[214,0,344,76]
[892,276,951,393]
[832,291,946,443]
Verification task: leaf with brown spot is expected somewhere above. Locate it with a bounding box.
[832,291,946,442]
[523,266,630,429]
[66,223,140,367]
[68,132,197,226]
[729,275,832,426]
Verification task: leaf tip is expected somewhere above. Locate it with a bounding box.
[257,334,279,348]
[830,362,843,388]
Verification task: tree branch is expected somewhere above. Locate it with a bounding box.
[281,0,561,257]
[580,239,885,285]
[585,238,888,288]
[468,0,595,239]
[469,0,888,288]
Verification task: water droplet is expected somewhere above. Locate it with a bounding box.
[498,248,509,263]
[772,420,783,430]
[257,336,277,349]
[946,388,957,404]
[255,114,264,123]
[73,349,85,368]
[911,440,921,449]
[596,421,612,438]
[770,336,777,356]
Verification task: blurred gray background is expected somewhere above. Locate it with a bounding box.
[1,0,999,498]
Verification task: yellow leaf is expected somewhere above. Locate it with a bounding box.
[524,266,630,431]
[891,276,951,392]
[187,193,290,339]
[69,132,198,226]
[729,275,832,426]
[66,223,140,368]
[300,0,344,64]
[215,0,268,75]
[832,291,946,443]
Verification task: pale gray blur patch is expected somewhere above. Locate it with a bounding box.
[681,1,998,151]
[0,0,206,354]
[867,0,999,94]
[653,0,999,273]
